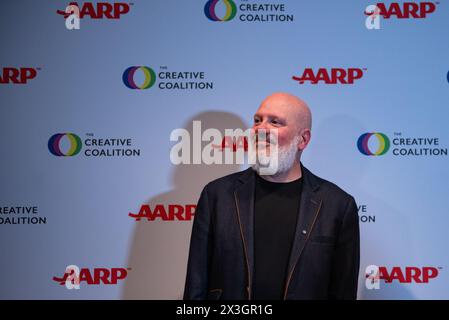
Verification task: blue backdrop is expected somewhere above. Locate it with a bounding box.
[1,0,448,299]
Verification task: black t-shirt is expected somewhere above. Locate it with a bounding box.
[254,174,303,300]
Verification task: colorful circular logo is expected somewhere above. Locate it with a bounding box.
[48,133,82,156]
[357,132,390,156]
[204,0,237,21]
[122,66,156,89]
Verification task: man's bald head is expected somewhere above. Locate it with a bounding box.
[259,92,312,131]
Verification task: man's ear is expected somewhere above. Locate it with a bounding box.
[298,129,311,150]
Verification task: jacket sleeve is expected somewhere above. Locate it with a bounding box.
[183,185,213,300]
[328,196,360,299]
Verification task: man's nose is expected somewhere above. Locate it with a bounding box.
[254,126,272,141]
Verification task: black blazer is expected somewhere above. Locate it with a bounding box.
[184,164,360,300]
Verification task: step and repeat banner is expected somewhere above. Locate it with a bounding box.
[1,0,448,299]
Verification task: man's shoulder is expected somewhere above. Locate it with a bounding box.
[305,167,355,203]
[204,168,251,192]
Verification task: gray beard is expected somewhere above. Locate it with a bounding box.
[251,134,300,176]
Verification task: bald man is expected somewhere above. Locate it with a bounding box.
[184,93,360,300]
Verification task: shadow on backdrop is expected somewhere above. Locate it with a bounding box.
[122,111,248,299]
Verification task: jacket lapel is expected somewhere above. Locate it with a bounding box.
[284,164,323,298]
[233,168,255,299]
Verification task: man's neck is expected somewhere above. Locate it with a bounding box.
[258,162,302,183]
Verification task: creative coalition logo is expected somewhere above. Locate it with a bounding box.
[122,66,214,90]
[53,265,130,289]
[204,0,294,22]
[205,0,237,21]
[365,265,441,289]
[48,133,141,157]
[123,66,156,89]
[357,132,448,156]
[129,204,196,221]
[365,2,438,30]
[0,206,46,225]
[357,132,390,156]
[292,68,366,85]
[48,133,82,156]
[0,67,39,84]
